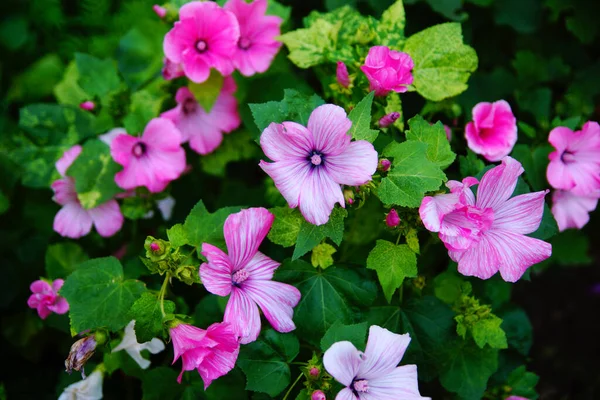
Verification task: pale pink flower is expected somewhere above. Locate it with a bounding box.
[51,146,124,238]
[170,322,240,387]
[162,57,185,80]
[163,1,239,83]
[259,104,378,225]
[465,100,517,162]
[547,121,600,196]
[551,189,599,231]
[111,118,186,193]
[112,320,165,369]
[336,61,350,88]
[323,326,430,400]
[153,4,167,19]
[419,157,552,282]
[99,127,126,146]
[161,76,241,155]
[200,208,301,344]
[27,279,69,319]
[58,369,103,400]
[224,0,282,77]
[360,46,414,96]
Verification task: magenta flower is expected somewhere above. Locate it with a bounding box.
[419,157,552,282]
[465,100,517,162]
[110,118,186,193]
[379,112,400,128]
[79,101,95,111]
[385,209,400,228]
[163,1,239,83]
[170,322,239,387]
[259,104,378,225]
[546,121,600,196]
[360,46,414,96]
[162,57,185,81]
[323,326,430,400]
[311,390,326,400]
[161,76,241,155]
[27,279,69,319]
[336,61,350,88]
[224,0,282,77]
[153,4,167,19]
[51,146,124,238]
[200,208,301,344]
[551,189,598,231]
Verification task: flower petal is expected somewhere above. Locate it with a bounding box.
[224,207,274,269]
[325,140,378,186]
[143,118,183,150]
[551,190,599,231]
[493,190,548,234]
[54,203,93,239]
[245,251,280,281]
[259,159,312,209]
[260,122,314,162]
[49,297,70,315]
[357,326,411,380]
[56,145,83,177]
[30,280,52,294]
[223,288,261,344]
[366,365,430,400]
[243,280,301,333]
[88,200,124,237]
[337,388,359,400]
[419,193,460,232]
[308,104,351,156]
[451,234,501,280]
[476,156,524,210]
[298,167,345,226]
[200,243,234,297]
[323,341,362,387]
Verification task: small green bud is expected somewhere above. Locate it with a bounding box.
[144,236,171,261]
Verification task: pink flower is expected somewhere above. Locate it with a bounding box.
[51,146,124,238]
[311,390,326,400]
[224,0,282,77]
[551,190,598,231]
[547,121,600,196]
[379,112,400,128]
[200,208,301,344]
[161,77,241,155]
[259,104,378,225]
[79,101,95,111]
[360,46,414,97]
[419,157,552,282]
[443,124,452,142]
[27,279,69,319]
[385,209,400,228]
[162,57,185,80]
[153,4,167,19]
[465,100,517,162]
[163,1,239,83]
[336,61,350,88]
[323,325,430,400]
[170,322,239,387]
[111,118,186,193]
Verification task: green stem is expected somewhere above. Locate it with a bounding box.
[158,273,171,317]
[395,232,402,245]
[282,372,304,400]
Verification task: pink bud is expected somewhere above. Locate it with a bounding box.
[311,390,326,400]
[343,189,354,205]
[443,124,452,141]
[79,101,95,111]
[379,112,400,127]
[309,367,320,377]
[153,4,167,18]
[386,209,400,228]
[378,159,391,172]
[336,61,350,88]
[150,242,160,252]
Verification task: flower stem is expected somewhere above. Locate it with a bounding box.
[158,273,171,317]
[282,372,304,400]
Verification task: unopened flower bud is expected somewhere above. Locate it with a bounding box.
[144,236,170,261]
[379,112,400,128]
[443,124,452,141]
[150,242,160,252]
[153,4,167,18]
[312,390,326,400]
[79,101,95,111]
[309,366,320,377]
[386,209,400,228]
[343,189,354,205]
[378,159,391,172]
[65,335,97,375]
[336,61,350,88]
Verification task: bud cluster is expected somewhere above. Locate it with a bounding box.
[142,236,199,285]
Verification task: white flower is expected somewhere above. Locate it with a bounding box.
[112,320,165,369]
[58,369,103,400]
[157,195,175,221]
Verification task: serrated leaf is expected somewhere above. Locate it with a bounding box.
[183,201,241,253]
[54,61,89,106]
[166,224,188,248]
[311,243,336,269]
[378,141,446,207]
[459,150,485,178]
[60,257,146,332]
[267,207,304,247]
[141,366,184,400]
[405,115,456,169]
[75,53,121,98]
[348,91,378,142]
[129,292,175,343]
[123,90,166,135]
[376,0,406,47]
[320,321,368,352]
[45,242,89,279]
[507,366,539,399]
[279,19,339,68]
[367,240,417,303]
[292,207,347,260]
[471,314,508,349]
[404,23,478,102]
[500,308,533,356]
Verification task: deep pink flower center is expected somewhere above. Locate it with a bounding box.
[150,243,160,252]
[561,151,576,163]
[183,98,197,114]
[195,40,208,53]
[353,379,369,393]
[239,37,251,50]
[132,142,146,158]
[232,268,249,285]
[309,151,324,166]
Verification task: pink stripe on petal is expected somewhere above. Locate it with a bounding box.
[325,140,378,186]
[245,251,280,281]
[260,122,314,162]
[198,344,240,389]
[552,190,599,231]
[419,193,460,232]
[308,104,352,156]
[243,280,300,333]
[224,288,261,344]
[30,280,52,293]
[453,234,501,280]
[357,326,411,380]
[546,158,576,191]
[367,365,430,400]
[337,388,359,400]
[224,207,274,268]
[88,200,124,237]
[200,244,234,296]
[143,118,183,150]
[476,156,523,211]
[298,168,345,226]
[259,159,312,208]
[323,341,362,387]
[54,203,93,239]
[52,279,64,292]
[49,297,69,314]
[493,190,548,234]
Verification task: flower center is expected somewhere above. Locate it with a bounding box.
[132,142,146,157]
[309,151,324,166]
[195,40,208,53]
[561,151,576,163]
[352,379,369,393]
[183,98,197,114]
[239,37,252,50]
[232,268,249,286]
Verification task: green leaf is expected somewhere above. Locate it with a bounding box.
[366,240,417,303]
[60,257,146,332]
[320,321,368,352]
[279,19,339,68]
[7,53,65,103]
[529,203,558,241]
[311,243,337,269]
[459,151,485,178]
[123,90,166,135]
[383,92,404,131]
[237,330,300,397]
[129,292,175,343]
[10,144,69,188]
[200,131,261,177]
[166,224,188,248]
[267,207,304,248]
[188,71,224,113]
[471,314,508,349]
[54,61,90,106]
[378,141,446,207]
[376,0,406,47]
[141,366,184,400]
[75,53,121,98]
[500,308,533,356]
[266,0,291,23]
[66,139,123,209]
[45,242,89,280]
[516,87,552,125]
[493,0,541,34]
[404,23,478,102]
[511,144,552,192]
[183,201,242,253]
[548,230,592,266]
[433,270,465,305]
[117,23,167,89]
[348,91,379,142]
[405,115,456,169]
[507,366,539,399]
[292,207,347,260]
[439,341,499,399]
[277,260,377,346]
